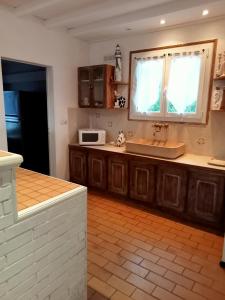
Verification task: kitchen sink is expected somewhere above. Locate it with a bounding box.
[126,138,185,159]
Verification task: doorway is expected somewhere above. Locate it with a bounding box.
[1,59,50,175]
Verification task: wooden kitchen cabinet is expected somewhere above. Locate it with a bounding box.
[69,144,225,232]
[129,159,155,203]
[78,64,114,108]
[88,152,107,190]
[69,148,87,185]
[157,165,187,213]
[108,155,128,196]
[187,171,225,228]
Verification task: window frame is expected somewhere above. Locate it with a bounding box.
[128,40,217,124]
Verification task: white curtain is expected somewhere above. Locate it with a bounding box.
[132,57,164,113]
[166,53,202,114]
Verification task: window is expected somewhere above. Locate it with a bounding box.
[129,40,216,123]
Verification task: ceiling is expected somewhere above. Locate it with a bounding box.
[1,0,225,41]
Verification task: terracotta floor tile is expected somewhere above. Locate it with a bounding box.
[117,240,138,253]
[173,285,205,300]
[146,272,175,292]
[135,249,159,264]
[131,289,158,300]
[128,230,149,242]
[193,283,225,300]
[160,238,184,250]
[113,231,133,243]
[111,291,132,300]
[88,277,115,298]
[157,258,184,274]
[212,279,225,295]
[88,263,112,282]
[104,262,130,280]
[88,286,96,299]
[140,259,166,276]
[169,228,191,239]
[126,273,155,294]
[98,233,119,244]
[151,248,175,262]
[152,286,182,300]
[88,273,93,281]
[200,265,225,281]
[101,250,126,266]
[130,239,152,252]
[167,247,192,260]
[107,275,135,296]
[87,193,224,300]
[88,235,104,247]
[183,269,213,286]
[100,241,122,254]
[89,251,108,267]
[120,250,143,265]
[164,270,194,290]
[122,261,149,278]
[174,256,201,272]
[98,225,115,235]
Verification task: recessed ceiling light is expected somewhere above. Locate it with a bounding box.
[202,9,209,16]
[160,19,166,25]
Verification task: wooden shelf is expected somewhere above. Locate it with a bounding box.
[214,76,225,81]
[111,81,129,85]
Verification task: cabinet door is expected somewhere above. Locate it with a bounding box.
[157,165,187,213]
[69,149,87,185]
[92,66,105,108]
[187,171,225,228]
[88,152,106,190]
[130,160,155,203]
[108,155,128,196]
[78,67,91,107]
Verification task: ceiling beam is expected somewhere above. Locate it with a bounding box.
[15,0,64,17]
[45,0,167,28]
[69,0,218,37]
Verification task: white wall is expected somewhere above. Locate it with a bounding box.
[88,18,225,159]
[0,9,89,179]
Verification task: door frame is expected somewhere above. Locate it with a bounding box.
[0,57,56,177]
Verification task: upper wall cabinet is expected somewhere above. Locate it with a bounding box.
[78,64,114,108]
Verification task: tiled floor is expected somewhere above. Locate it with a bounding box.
[16,168,78,210]
[87,192,225,300]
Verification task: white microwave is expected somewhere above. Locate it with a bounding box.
[78,129,106,145]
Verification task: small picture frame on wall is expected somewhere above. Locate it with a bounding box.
[211,87,225,110]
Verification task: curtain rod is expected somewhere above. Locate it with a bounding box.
[134,49,205,60]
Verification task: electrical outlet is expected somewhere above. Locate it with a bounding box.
[107,121,113,127]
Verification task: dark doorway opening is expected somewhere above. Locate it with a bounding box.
[2,59,50,175]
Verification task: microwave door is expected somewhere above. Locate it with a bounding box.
[82,132,99,143]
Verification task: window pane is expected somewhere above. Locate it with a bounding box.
[132,59,164,113]
[166,55,201,114]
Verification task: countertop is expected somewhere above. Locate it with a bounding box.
[0,150,23,167]
[16,168,79,211]
[70,143,225,172]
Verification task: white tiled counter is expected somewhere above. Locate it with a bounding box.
[0,150,87,300]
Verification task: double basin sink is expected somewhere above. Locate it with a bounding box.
[126,138,185,159]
